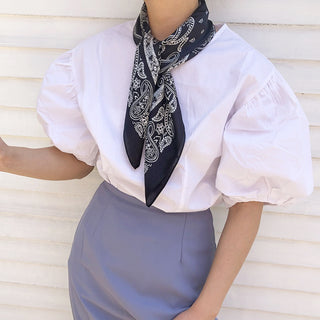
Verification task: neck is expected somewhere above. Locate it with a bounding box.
[144,0,199,41]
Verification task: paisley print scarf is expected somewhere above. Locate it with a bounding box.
[123,0,215,207]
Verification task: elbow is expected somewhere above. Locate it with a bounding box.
[76,162,95,179]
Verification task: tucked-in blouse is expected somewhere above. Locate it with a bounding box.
[36,21,314,212]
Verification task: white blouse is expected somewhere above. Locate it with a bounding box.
[36,21,314,212]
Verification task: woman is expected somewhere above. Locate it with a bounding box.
[0,0,314,319]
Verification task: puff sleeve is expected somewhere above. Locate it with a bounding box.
[215,68,314,208]
[36,49,98,166]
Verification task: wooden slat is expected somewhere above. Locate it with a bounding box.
[2,103,320,141]
[0,237,70,267]
[0,0,319,25]
[211,0,320,25]
[0,0,141,19]
[0,106,46,138]
[3,83,316,122]
[236,236,320,269]
[1,128,319,162]
[0,176,318,222]
[1,104,319,158]
[0,260,67,289]
[0,304,71,320]
[0,47,63,79]
[0,281,69,310]
[227,24,320,61]
[0,178,318,221]
[0,163,317,217]
[222,284,320,318]
[1,259,319,306]
[1,212,320,268]
[0,169,101,196]
[234,261,320,294]
[215,230,320,269]
[0,212,77,243]
[273,60,320,95]
[4,258,320,295]
[1,15,319,62]
[0,135,51,148]
[1,83,319,127]
[249,187,320,216]
[213,208,320,242]
[314,158,320,187]
[0,48,319,94]
[219,307,320,320]
[3,233,318,277]
[0,14,124,50]
[1,154,318,195]
[0,182,100,221]
[297,94,320,127]
[310,127,320,157]
[0,78,41,108]
[0,186,98,222]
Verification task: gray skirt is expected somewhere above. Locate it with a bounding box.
[68,181,218,320]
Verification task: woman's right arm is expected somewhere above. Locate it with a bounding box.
[0,137,94,180]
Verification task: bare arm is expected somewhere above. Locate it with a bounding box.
[0,137,94,180]
[174,201,263,319]
[193,201,263,318]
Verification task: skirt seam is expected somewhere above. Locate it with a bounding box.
[180,212,188,262]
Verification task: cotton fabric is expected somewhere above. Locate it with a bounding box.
[68,180,217,320]
[36,21,314,212]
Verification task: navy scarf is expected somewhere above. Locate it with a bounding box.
[124,0,215,207]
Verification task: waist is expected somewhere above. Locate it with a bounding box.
[101,181,212,216]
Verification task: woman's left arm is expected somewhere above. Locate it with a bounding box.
[173,201,264,320]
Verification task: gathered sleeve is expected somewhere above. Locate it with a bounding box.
[215,67,314,208]
[36,49,98,166]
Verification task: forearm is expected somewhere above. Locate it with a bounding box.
[0,142,94,180]
[192,201,264,318]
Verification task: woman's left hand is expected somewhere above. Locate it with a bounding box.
[172,306,215,320]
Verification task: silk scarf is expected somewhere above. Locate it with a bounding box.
[123,0,215,207]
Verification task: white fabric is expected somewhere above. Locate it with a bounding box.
[36,21,314,212]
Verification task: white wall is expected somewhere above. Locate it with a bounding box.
[0,1,319,319]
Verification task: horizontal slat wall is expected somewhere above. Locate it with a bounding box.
[0,1,319,320]
[0,0,319,24]
[0,0,141,18]
[209,0,320,25]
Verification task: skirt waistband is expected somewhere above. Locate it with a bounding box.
[101,181,211,216]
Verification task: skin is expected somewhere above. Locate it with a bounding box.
[144,0,199,40]
[0,139,93,179]
[0,0,264,318]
